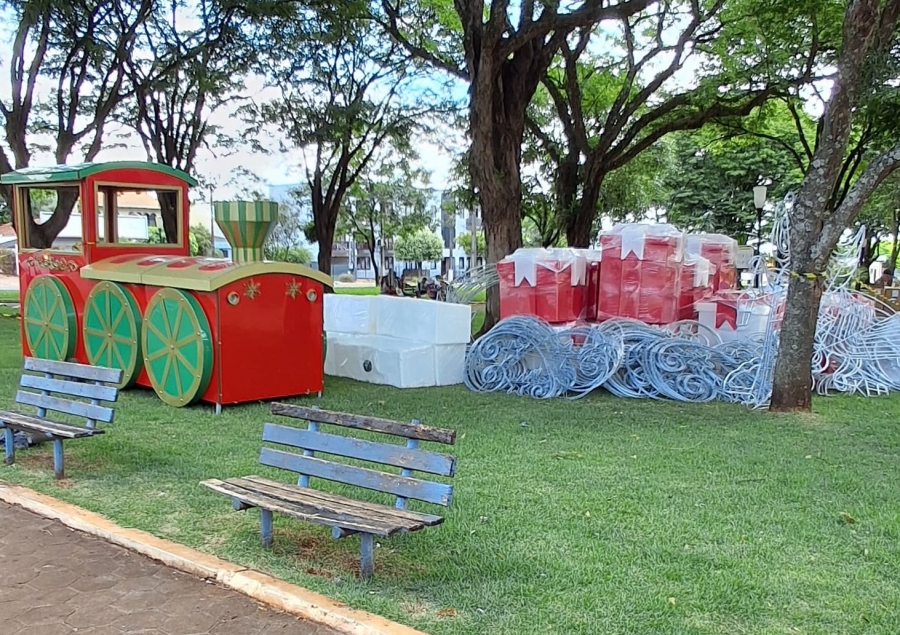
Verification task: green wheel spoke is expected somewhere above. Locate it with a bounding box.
[142,288,212,407]
[24,276,76,362]
[83,282,142,388]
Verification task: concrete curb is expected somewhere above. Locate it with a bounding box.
[0,481,428,635]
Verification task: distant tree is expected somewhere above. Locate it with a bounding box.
[265,186,314,263]
[189,223,213,256]
[395,229,443,268]
[455,231,485,256]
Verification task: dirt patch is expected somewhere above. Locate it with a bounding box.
[14,448,110,473]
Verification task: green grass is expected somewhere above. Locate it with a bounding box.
[0,289,19,302]
[335,286,380,296]
[1,319,899,634]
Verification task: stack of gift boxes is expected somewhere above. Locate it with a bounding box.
[498,225,757,336]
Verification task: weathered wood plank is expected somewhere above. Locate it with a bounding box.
[270,403,456,445]
[0,410,102,439]
[263,424,456,477]
[258,448,454,506]
[235,476,441,528]
[221,478,422,533]
[200,479,403,537]
[24,357,123,384]
[20,374,118,403]
[15,391,114,424]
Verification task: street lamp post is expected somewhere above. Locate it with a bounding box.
[753,185,767,288]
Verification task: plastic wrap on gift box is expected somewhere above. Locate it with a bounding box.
[579,249,602,320]
[499,248,590,322]
[598,224,684,324]
[687,234,738,291]
[696,292,771,343]
[678,255,713,320]
[534,248,588,323]
[498,255,535,318]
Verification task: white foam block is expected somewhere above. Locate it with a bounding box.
[324,295,376,335]
[434,344,467,386]
[373,296,471,344]
[324,333,436,388]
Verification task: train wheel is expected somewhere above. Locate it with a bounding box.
[23,275,76,361]
[82,282,143,387]
[142,288,213,407]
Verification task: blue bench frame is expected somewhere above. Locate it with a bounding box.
[0,357,122,479]
[202,403,457,579]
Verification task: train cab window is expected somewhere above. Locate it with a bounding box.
[95,186,181,246]
[17,185,82,251]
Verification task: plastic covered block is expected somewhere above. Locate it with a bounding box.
[323,294,376,335]
[373,296,471,344]
[324,333,436,388]
[598,224,684,324]
[687,234,738,291]
[499,248,590,322]
[434,344,467,386]
[498,258,535,318]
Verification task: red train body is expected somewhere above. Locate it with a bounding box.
[3,162,331,410]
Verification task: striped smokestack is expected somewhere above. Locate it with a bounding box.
[213,200,279,263]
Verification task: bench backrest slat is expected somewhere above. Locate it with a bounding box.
[20,374,118,403]
[259,447,454,506]
[263,423,456,477]
[15,390,115,424]
[271,403,456,445]
[24,357,123,385]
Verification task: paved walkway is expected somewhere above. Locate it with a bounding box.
[0,502,339,635]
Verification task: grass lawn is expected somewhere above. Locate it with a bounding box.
[1,318,899,634]
[0,289,19,302]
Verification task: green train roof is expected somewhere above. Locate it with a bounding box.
[0,162,198,186]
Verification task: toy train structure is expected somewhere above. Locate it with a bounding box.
[2,161,332,411]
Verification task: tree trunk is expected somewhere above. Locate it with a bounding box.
[770,263,822,411]
[159,191,179,243]
[26,190,78,249]
[566,160,605,248]
[315,216,336,277]
[468,62,529,334]
[890,208,900,268]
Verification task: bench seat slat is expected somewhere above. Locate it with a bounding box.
[263,424,456,477]
[15,391,115,423]
[271,403,456,445]
[201,479,411,537]
[20,374,119,403]
[239,476,444,527]
[0,410,103,439]
[259,448,454,506]
[24,357,123,384]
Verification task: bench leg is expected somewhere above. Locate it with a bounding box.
[4,427,13,465]
[260,509,273,547]
[360,533,374,580]
[53,439,65,480]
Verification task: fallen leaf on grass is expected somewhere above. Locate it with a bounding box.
[840,512,856,524]
[437,608,458,618]
[668,597,676,606]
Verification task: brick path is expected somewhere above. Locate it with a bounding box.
[0,502,340,635]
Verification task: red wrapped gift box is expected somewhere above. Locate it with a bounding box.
[497,259,535,318]
[687,234,738,291]
[598,224,684,324]
[499,249,590,323]
[678,256,713,320]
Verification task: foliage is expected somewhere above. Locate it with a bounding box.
[243,1,443,273]
[394,228,442,265]
[2,318,900,635]
[337,153,433,281]
[337,272,356,283]
[266,187,314,262]
[189,223,213,257]
[0,249,16,275]
[265,245,312,265]
[662,118,804,242]
[455,231,485,256]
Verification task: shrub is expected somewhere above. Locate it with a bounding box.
[0,249,16,275]
[337,273,356,283]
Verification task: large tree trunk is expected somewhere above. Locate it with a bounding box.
[26,190,78,249]
[468,61,527,333]
[770,255,823,410]
[566,159,605,248]
[315,215,336,277]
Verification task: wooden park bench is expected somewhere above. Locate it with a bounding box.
[1,357,122,480]
[201,403,458,579]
